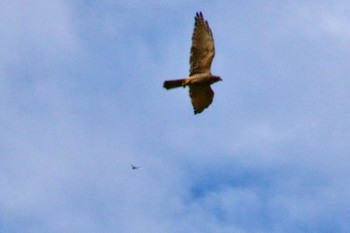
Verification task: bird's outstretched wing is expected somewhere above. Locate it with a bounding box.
[189,85,214,114]
[189,12,215,76]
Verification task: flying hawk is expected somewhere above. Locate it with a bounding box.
[163,12,222,114]
[131,164,139,170]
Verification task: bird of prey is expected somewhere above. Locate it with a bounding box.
[163,12,222,114]
[131,164,140,170]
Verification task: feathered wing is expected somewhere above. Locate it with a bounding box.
[189,12,215,76]
[189,85,214,114]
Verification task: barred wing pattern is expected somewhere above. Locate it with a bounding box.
[163,12,221,115]
[189,12,215,76]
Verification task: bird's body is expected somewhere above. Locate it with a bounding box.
[163,12,222,114]
[131,164,139,170]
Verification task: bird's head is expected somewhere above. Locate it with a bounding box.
[211,75,223,84]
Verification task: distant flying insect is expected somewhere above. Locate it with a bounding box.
[163,12,222,114]
[131,164,140,170]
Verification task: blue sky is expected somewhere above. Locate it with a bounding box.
[1,1,350,232]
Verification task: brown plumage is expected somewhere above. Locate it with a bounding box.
[163,12,222,114]
[163,79,185,89]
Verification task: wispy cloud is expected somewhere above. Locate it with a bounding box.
[1,1,350,233]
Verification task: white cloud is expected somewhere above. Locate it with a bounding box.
[293,1,350,43]
[1,1,350,233]
[0,0,79,63]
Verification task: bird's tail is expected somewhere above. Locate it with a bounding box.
[163,79,186,90]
